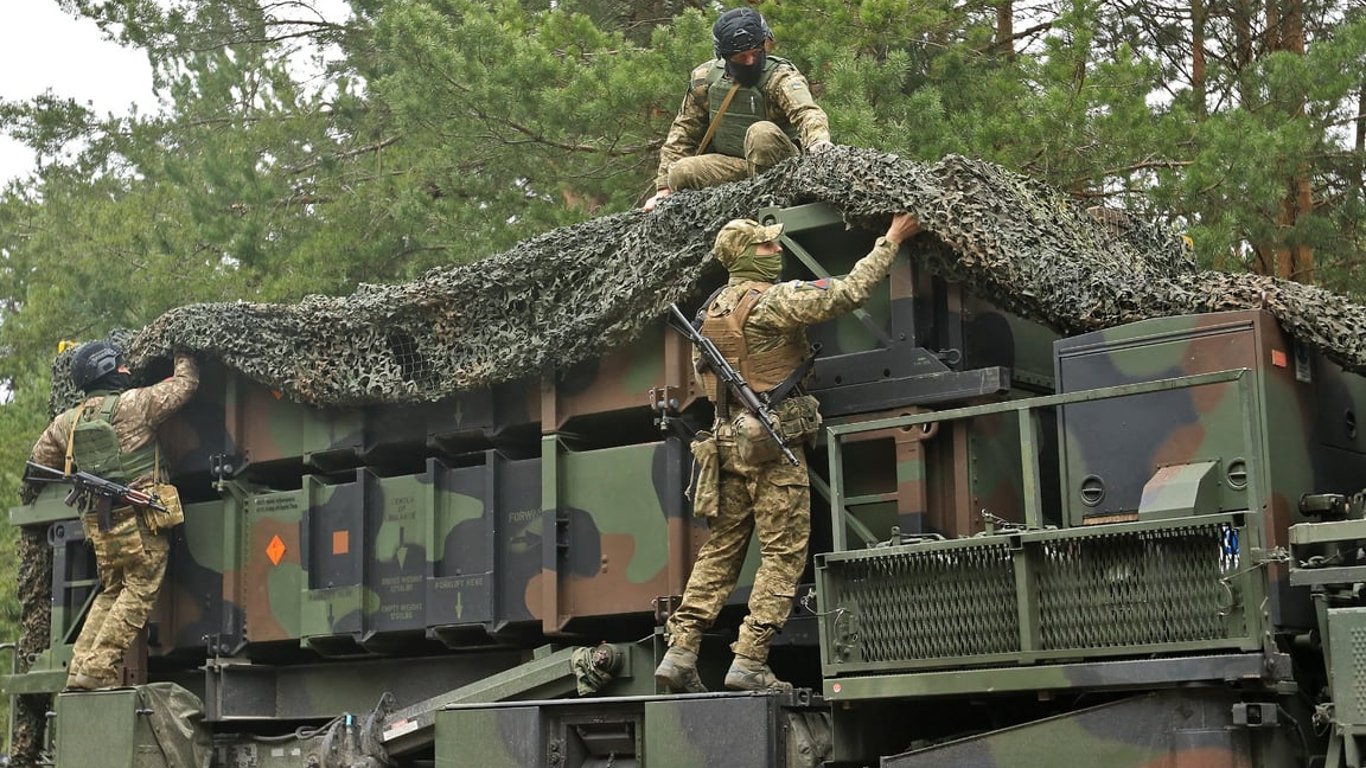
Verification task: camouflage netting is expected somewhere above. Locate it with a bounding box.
[11,527,51,767]
[53,146,1366,407]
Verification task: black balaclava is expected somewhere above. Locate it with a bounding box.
[90,371,133,393]
[726,51,767,87]
[713,8,771,87]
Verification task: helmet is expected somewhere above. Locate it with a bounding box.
[713,218,784,268]
[70,340,123,392]
[712,8,773,59]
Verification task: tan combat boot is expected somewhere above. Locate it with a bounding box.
[654,646,707,694]
[724,656,793,693]
[63,672,108,692]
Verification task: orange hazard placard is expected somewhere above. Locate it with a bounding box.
[266,535,286,566]
[333,530,350,556]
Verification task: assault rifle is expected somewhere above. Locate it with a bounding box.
[24,461,166,532]
[666,303,799,466]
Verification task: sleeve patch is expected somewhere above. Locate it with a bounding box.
[801,278,831,290]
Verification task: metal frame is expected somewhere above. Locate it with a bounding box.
[817,369,1274,693]
[817,509,1268,675]
[825,369,1262,551]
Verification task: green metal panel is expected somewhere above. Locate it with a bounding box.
[1328,608,1366,728]
[1137,460,1221,519]
[8,484,79,527]
[54,690,141,768]
[436,707,542,768]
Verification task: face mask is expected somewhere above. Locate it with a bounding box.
[91,372,133,393]
[729,243,783,282]
[726,50,767,87]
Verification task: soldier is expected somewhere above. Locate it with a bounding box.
[643,8,833,212]
[657,212,922,692]
[25,341,199,691]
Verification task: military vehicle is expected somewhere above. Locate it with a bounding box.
[7,199,1366,767]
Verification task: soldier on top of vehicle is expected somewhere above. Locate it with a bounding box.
[656,212,922,693]
[642,7,833,212]
[25,341,198,691]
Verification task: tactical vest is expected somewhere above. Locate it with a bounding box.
[705,57,800,158]
[68,394,156,485]
[697,282,808,402]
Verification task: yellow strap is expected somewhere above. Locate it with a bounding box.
[696,83,741,157]
[62,401,93,476]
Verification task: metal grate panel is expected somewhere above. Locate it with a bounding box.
[822,518,1254,672]
[1036,523,1239,649]
[830,543,1019,662]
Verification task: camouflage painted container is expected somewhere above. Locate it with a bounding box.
[537,436,696,636]
[1055,309,1366,625]
[545,321,702,441]
[159,360,363,478]
[360,378,540,464]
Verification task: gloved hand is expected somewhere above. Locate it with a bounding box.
[807,139,835,155]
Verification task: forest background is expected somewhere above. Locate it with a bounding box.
[0,0,1362,738]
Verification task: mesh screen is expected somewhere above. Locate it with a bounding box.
[1036,523,1239,650]
[826,522,1243,667]
[44,147,1366,409]
[831,543,1020,662]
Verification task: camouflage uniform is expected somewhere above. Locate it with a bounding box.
[667,225,899,664]
[30,354,199,687]
[655,57,831,192]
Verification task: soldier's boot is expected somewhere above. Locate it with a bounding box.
[654,647,707,694]
[63,672,109,692]
[724,656,793,693]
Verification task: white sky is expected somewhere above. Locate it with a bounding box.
[0,3,158,185]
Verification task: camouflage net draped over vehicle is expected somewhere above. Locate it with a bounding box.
[108,146,1364,407]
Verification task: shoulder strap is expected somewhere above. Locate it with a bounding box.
[98,393,119,422]
[731,284,770,328]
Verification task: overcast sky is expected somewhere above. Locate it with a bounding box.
[0,4,158,185]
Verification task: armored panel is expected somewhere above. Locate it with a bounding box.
[1328,607,1366,728]
[54,689,141,768]
[545,322,701,435]
[819,513,1262,678]
[435,693,824,768]
[1056,310,1366,531]
[161,361,363,476]
[156,496,241,656]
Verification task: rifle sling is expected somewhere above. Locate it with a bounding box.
[766,344,822,405]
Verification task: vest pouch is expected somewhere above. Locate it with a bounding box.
[143,483,185,534]
[687,431,720,518]
[71,401,124,480]
[776,394,823,445]
[733,412,783,466]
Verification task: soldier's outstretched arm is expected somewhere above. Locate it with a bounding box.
[754,214,921,331]
[127,353,201,427]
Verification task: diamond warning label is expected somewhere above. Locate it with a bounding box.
[266,535,286,566]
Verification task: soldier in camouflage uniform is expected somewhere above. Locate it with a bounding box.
[656,212,921,692]
[27,342,199,691]
[643,8,832,212]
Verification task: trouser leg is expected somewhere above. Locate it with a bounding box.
[665,473,753,652]
[743,121,799,176]
[731,481,810,663]
[84,522,168,681]
[667,154,749,191]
